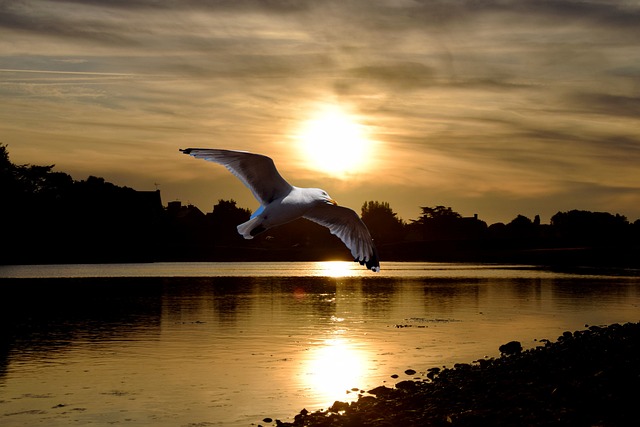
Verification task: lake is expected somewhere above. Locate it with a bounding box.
[1,262,639,426]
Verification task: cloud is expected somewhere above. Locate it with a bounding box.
[343,62,437,91]
[43,0,315,12]
[2,0,640,224]
[0,1,136,46]
[567,93,640,119]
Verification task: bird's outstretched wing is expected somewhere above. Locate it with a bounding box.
[304,204,380,272]
[180,148,293,205]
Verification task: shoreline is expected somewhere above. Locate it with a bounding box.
[266,322,640,426]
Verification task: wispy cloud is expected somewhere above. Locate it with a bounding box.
[0,68,139,76]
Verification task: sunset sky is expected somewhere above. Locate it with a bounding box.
[2,0,640,225]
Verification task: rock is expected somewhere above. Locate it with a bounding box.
[395,380,417,391]
[499,340,522,355]
[294,408,310,423]
[329,401,349,412]
[368,385,393,396]
[404,369,417,375]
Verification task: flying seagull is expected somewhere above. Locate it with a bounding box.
[180,148,380,272]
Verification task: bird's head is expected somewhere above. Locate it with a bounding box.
[314,188,337,206]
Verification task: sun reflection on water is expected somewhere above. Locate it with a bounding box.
[316,261,356,277]
[303,337,370,406]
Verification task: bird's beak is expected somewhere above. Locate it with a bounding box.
[328,198,338,206]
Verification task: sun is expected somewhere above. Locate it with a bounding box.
[295,105,374,176]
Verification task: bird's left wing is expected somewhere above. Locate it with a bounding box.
[304,204,380,272]
[180,148,293,205]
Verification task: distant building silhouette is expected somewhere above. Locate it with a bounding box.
[166,201,205,221]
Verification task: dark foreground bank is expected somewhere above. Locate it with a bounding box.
[264,322,640,427]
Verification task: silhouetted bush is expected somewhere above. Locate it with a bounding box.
[361,200,405,245]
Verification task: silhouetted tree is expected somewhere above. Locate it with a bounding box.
[0,144,73,202]
[633,219,640,234]
[411,206,488,242]
[1,145,163,263]
[487,222,508,239]
[509,214,532,228]
[411,206,465,241]
[163,202,207,260]
[417,205,462,220]
[361,201,405,244]
[551,210,629,245]
[507,214,536,239]
[1,145,78,262]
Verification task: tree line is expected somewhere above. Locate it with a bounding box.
[1,145,639,266]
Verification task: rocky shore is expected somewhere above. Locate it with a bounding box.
[263,322,640,426]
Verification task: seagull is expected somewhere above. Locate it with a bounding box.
[180,148,380,272]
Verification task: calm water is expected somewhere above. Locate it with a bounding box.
[1,262,639,426]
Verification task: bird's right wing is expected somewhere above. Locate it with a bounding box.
[180,148,293,205]
[304,203,380,272]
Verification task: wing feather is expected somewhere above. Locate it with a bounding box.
[304,204,380,272]
[180,148,292,204]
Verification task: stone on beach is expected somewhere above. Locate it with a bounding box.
[498,340,522,356]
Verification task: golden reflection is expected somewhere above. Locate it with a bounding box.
[294,104,375,176]
[317,261,355,277]
[303,338,370,405]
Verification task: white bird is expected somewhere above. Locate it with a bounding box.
[180,148,380,272]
